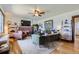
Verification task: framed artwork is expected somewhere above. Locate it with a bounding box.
[44,20,53,30]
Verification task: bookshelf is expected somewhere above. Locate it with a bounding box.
[8,21,18,34]
[61,19,72,41]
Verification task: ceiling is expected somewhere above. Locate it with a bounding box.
[1,4,79,20]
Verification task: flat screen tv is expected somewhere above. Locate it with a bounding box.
[21,20,31,26]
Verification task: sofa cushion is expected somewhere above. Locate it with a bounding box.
[13,31,22,40]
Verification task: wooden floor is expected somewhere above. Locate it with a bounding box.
[51,36,79,54]
[9,36,79,54]
[9,38,22,54]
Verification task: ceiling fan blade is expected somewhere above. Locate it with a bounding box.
[40,12,45,14]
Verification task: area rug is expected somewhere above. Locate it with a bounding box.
[17,39,59,54]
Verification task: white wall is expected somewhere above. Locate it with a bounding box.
[35,9,79,30]
[4,8,79,32]
[9,16,33,26]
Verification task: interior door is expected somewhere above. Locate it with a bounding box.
[74,17,79,49]
[75,18,79,36]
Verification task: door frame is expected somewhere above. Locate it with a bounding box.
[72,15,79,43]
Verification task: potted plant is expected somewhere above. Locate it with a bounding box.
[45,29,51,34]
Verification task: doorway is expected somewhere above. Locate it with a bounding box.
[72,15,79,49]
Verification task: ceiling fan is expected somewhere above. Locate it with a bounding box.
[32,8,45,16]
[28,7,46,17]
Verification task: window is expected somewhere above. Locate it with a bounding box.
[0,9,4,33]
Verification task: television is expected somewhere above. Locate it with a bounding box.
[21,20,31,26]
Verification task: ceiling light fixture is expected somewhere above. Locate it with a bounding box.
[32,8,45,16]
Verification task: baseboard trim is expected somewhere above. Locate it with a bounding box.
[60,39,74,43]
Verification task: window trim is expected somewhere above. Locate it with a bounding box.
[0,8,5,33]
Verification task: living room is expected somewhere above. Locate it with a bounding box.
[1,4,79,54]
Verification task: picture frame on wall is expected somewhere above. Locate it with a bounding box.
[44,20,53,30]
